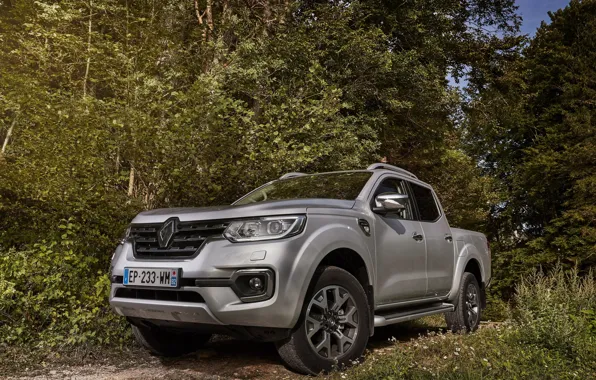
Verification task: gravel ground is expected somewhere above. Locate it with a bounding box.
[3,322,447,380]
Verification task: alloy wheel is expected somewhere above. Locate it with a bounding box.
[304,285,359,359]
[465,283,480,328]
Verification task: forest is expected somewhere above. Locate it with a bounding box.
[0,0,594,377]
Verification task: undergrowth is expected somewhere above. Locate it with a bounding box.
[337,268,596,379]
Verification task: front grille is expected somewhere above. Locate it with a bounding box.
[115,288,205,303]
[130,220,228,258]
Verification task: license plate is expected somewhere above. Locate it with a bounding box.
[123,268,179,288]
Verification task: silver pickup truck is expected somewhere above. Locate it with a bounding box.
[109,164,491,374]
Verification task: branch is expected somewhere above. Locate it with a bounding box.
[194,0,205,25]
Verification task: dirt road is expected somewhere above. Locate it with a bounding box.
[6,323,439,380]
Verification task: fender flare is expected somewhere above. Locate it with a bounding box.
[447,243,487,304]
[288,223,375,328]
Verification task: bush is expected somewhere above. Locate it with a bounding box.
[340,325,593,379]
[338,269,596,379]
[513,267,596,366]
[482,291,509,322]
[0,222,129,347]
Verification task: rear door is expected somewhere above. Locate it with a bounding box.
[370,176,427,303]
[408,182,454,297]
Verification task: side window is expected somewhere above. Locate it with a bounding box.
[372,178,414,220]
[410,183,440,222]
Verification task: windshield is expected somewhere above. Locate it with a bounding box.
[234,172,372,205]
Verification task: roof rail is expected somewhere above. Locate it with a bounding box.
[279,172,306,180]
[367,163,418,179]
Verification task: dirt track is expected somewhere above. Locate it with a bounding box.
[6,323,441,380]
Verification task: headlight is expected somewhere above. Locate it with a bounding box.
[224,216,306,242]
[119,225,131,245]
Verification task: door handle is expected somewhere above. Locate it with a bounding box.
[445,234,453,243]
[412,232,424,242]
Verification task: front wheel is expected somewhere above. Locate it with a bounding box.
[445,272,482,332]
[275,266,370,375]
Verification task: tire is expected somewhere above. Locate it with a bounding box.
[275,266,370,375]
[445,272,482,333]
[132,324,211,357]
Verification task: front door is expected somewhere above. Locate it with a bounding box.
[371,176,428,304]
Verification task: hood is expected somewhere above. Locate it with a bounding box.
[131,198,355,224]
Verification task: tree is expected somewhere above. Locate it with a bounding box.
[0,0,520,344]
[465,0,596,295]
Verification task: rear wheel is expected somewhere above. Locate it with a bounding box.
[275,266,370,375]
[445,272,482,332]
[132,324,211,357]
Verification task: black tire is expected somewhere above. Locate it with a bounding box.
[275,266,370,375]
[445,272,482,333]
[132,324,211,357]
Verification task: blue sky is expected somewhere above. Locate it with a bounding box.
[517,0,571,36]
[449,0,570,86]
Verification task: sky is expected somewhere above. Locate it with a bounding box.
[449,0,571,87]
[517,0,571,36]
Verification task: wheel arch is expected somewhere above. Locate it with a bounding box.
[448,246,488,305]
[308,247,375,336]
[464,258,481,282]
[317,248,371,288]
[448,256,487,308]
[464,258,486,309]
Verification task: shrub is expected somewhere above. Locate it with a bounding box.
[482,291,509,322]
[338,269,596,379]
[513,267,596,366]
[339,325,593,380]
[0,222,129,347]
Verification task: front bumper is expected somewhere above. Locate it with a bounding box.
[109,235,311,329]
[110,294,223,324]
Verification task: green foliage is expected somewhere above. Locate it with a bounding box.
[513,267,596,363]
[481,291,509,322]
[465,0,596,296]
[339,327,594,379]
[0,222,130,347]
[0,0,516,347]
[336,270,596,379]
[583,309,596,336]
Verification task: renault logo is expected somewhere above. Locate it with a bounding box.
[157,218,177,248]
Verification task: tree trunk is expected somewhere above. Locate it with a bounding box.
[83,0,92,98]
[1,114,18,154]
[128,167,135,196]
[206,0,213,41]
[194,0,204,27]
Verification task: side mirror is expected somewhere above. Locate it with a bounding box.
[373,192,409,214]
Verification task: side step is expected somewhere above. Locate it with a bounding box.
[374,303,454,327]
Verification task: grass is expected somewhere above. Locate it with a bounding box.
[332,268,596,380]
[332,322,595,379]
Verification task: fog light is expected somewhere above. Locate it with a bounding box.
[249,277,263,291]
[230,269,274,302]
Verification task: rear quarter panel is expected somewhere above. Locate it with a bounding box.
[447,228,491,302]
